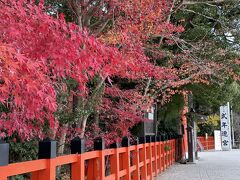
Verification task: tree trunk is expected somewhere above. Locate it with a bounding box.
[56,123,69,177]
[79,114,90,138]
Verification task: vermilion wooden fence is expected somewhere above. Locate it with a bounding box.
[0,137,178,180]
[197,136,214,150]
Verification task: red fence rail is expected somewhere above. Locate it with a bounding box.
[197,136,214,151]
[0,137,178,180]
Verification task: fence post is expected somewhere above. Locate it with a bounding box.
[122,137,131,180]
[31,138,56,180]
[146,136,153,180]
[94,137,105,180]
[0,140,9,180]
[139,137,147,180]
[151,136,157,177]
[110,142,120,180]
[161,135,166,171]
[71,137,85,180]
[174,138,176,162]
[166,135,170,167]
[171,137,174,164]
[156,136,161,174]
[169,136,172,165]
[132,138,140,180]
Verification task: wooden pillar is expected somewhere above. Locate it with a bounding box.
[139,137,147,180]
[122,137,131,180]
[31,138,57,180]
[132,138,140,180]
[70,137,85,180]
[110,142,120,180]
[94,137,105,180]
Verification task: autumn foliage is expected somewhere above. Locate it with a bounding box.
[0,0,120,139]
[0,0,226,142]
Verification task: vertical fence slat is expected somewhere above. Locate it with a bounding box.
[160,141,164,172]
[70,137,85,180]
[168,140,171,166]
[72,155,84,180]
[157,137,161,174]
[164,140,167,170]
[87,158,96,180]
[172,140,174,164]
[110,147,120,180]
[139,137,147,180]
[94,138,105,180]
[122,137,131,180]
[146,137,153,180]
[132,144,140,180]
[149,143,153,180]
[100,150,105,180]
[153,139,158,177]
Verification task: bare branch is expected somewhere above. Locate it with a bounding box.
[182,0,238,6]
[179,8,222,23]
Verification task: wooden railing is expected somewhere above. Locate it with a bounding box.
[0,136,178,180]
[197,136,214,151]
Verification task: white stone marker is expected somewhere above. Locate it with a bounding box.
[220,102,232,151]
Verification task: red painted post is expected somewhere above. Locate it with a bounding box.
[122,137,131,180]
[164,140,167,169]
[172,140,174,164]
[132,141,140,180]
[32,138,56,180]
[94,138,105,180]
[169,140,171,165]
[172,140,175,163]
[146,137,153,180]
[87,158,96,180]
[153,139,158,176]
[157,136,162,174]
[160,141,164,172]
[100,150,105,180]
[148,143,153,180]
[72,155,84,180]
[110,142,120,180]
[170,140,172,164]
[139,137,147,180]
[166,140,169,167]
[70,137,85,180]
[171,140,173,164]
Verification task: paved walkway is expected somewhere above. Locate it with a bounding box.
[157,150,240,180]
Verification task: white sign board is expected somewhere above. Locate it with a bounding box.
[214,130,222,151]
[220,103,232,151]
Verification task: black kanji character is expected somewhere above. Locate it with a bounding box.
[221,113,227,120]
[222,122,228,128]
[222,140,228,146]
[221,131,228,137]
